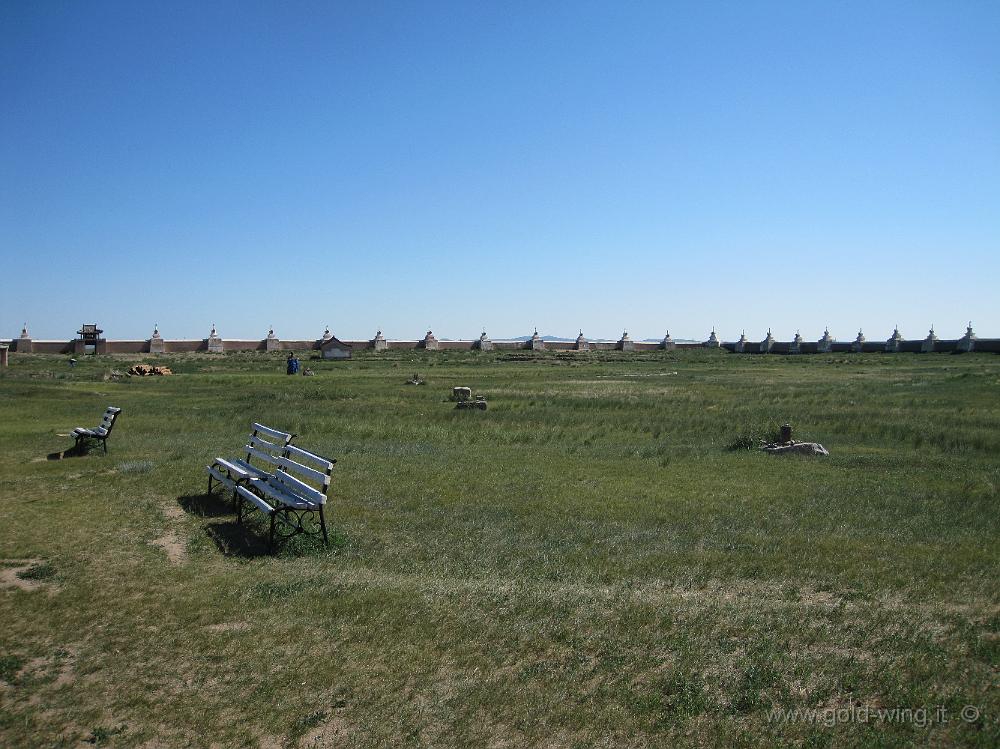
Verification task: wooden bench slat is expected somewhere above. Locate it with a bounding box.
[271,472,326,506]
[245,446,283,465]
[274,455,329,486]
[283,444,335,472]
[236,485,277,515]
[250,435,283,452]
[211,457,271,480]
[251,423,294,442]
[259,481,320,510]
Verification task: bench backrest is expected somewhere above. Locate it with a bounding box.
[244,423,294,469]
[100,407,122,436]
[272,445,336,506]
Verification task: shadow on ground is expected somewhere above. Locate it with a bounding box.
[176,493,271,558]
[177,493,233,518]
[46,444,94,461]
[176,493,340,559]
[205,521,271,558]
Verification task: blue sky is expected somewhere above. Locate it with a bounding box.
[2,1,997,342]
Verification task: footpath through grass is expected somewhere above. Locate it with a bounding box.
[0,350,997,747]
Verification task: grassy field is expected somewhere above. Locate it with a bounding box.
[0,349,997,748]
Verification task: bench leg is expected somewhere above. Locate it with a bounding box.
[319,506,329,547]
[102,439,108,454]
[268,513,276,552]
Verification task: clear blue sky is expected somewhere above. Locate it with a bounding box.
[2,1,997,342]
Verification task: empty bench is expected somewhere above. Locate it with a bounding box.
[72,406,122,454]
[207,423,294,504]
[236,445,336,549]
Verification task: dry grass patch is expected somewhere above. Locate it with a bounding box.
[0,559,57,592]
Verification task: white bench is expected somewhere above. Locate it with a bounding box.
[236,445,336,549]
[206,423,294,504]
[72,406,122,454]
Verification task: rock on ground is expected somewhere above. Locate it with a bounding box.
[761,441,829,456]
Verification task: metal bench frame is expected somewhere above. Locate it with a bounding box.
[72,407,122,454]
[207,423,294,505]
[236,445,336,550]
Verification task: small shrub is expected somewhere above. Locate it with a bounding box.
[731,661,781,712]
[85,725,126,745]
[727,427,783,451]
[292,710,327,735]
[17,562,55,581]
[0,655,25,682]
[661,672,708,716]
[726,433,763,451]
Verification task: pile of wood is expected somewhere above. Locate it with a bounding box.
[127,364,173,376]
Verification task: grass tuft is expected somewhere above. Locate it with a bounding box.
[16,562,56,581]
[84,725,126,745]
[116,459,155,474]
[0,655,25,683]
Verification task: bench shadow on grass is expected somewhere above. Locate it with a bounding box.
[176,493,271,559]
[177,492,233,518]
[204,521,271,558]
[46,444,92,460]
[177,494,338,559]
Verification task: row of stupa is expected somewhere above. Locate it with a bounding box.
[11,323,672,352]
[723,323,981,353]
[411,328,665,351]
[130,323,982,352]
[6,322,986,354]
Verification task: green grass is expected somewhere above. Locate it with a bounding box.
[0,349,998,747]
[15,562,56,581]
